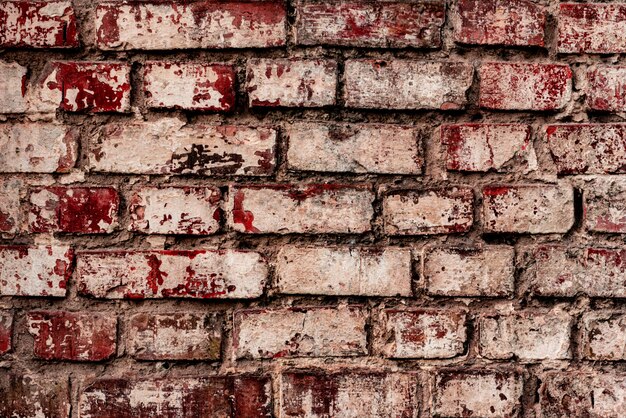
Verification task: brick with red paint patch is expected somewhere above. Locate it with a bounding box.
[227,184,374,234]
[295,0,444,48]
[376,309,467,359]
[441,124,534,172]
[246,59,337,107]
[79,376,272,418]
[345,59,473,110]
[280,371,419,417]
[0,1,78,48]
[0,122,77,173]
[586,66,626,112]
[90,118,276,176]
[233,306,367,359]
[96,1,286,50]
[0,311,12,356]
[583,178,626,233]
[129,186,221,235]
[0,245,72,297]
[482,184,574,234]
[453,0,545,47]
[383,188,474,235]
[29,187,119,234]
[479,62,572,111]
[580,312,626,360]
[0,373,70,418]
[144,62,235,111]
[0,61,28,113]
[27,311,117,361]
[76,249,267,299]
[128,312,223,361]
[558,3,626,54]
[433,369,523,418]
[0,178,22,234]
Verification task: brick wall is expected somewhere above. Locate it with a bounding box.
[0,0,624,417]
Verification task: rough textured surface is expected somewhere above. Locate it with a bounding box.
[558,3,626,54]
[0,374,70,418]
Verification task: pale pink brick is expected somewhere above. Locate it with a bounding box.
[275,246,412,297]
[558,3,626,54]
[246,59,337,107]
[0,311,12,356]
[96,1,286,50]
[90,119,276,176]
[0,245,72,297]
[228,185,374,234]
[76,249,267,300]
[0,178,22,234]
[345,60,473,110]
[383,188,474,235]
[584,178,626,233]
[0,61,28,113]
[144,62,235,111]
[587,66,626,112]
[129,186,221,235]
[0,374,70,418]
[581,312,626,360]
[479,62,572,111]
[233,306,367,359]
[286,122,422,175]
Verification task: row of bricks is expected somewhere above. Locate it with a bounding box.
[5,59,626,112]
[4,0,626,54]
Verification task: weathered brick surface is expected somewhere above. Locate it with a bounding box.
[587,66,626,112]
[583,178,626,233]
[0,311,12,356]
[558,3,626,54]
[0,374,70,418]
[580,312,626,360]
[0,178,22,234]
[0,61,28,113]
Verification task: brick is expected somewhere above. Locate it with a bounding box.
[482,185,574,234]
[27,311,117,361]
[144,62,235,111]
[285,122,422,175]
[0,61,28,113]
[584,178,626,233]
[580,312,626,360]
[280,371,419,417]
[29,187,119,234]
[433,370,523,418]
[586,66,626,112]
[479,311,572,361]
[547,124,626,175]
[0,245,72,297]
[479,62,572,111]
[0,1,78,48]
[558,3,626,54]
[129,186,221,235]
[423,246,515,297]
[79,376,271,418]
[77,249,267,299]
[0,178,22,234]
[383,188,474,235]
[246,59,337,107]
[275,246,412,297]
[128,312,222,361]
[233,306,367,359]
[441,123,534,172]
[0,373,70,418]
[377,309,467,359]
[0,311,12,356]
[344,60,473,110]
[96,1,286,50]
[0,122,77,173]
[294,0,444,48]
[227,184,374,234]
[453,0,545,47]
[90,119,276,176]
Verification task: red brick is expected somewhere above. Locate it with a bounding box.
[584,178,626,233]
[96,1,286,50]
[479,62,572,111]
[79,376,272,418]
[0,61,28,113]
[280,371,419,417]
[233,306,367,359]
[0,245,72,297]
[144,62,235,111]
[129,186,221,235]
[580,312,626,360]
[27,311,117,361]
[29,187,119,234]
[246,59,337,107]
[0,1,78,48]
[547,124,626,175]
[0,373,70,418]
[383,188,474,235]
[586,66,626,111]
[441,123,534,172]
[0,311,12,356]
[128,312,222,361]
[454,0,545,47]
[482,185,574,234]
[345,60,473,110]
[227,184,374,234]
[377,309,467,359]
[90,119,276,176]
[294,0,444,48]
[0,178,22,234]
[77,249,267,299]
[558,3,626,54]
